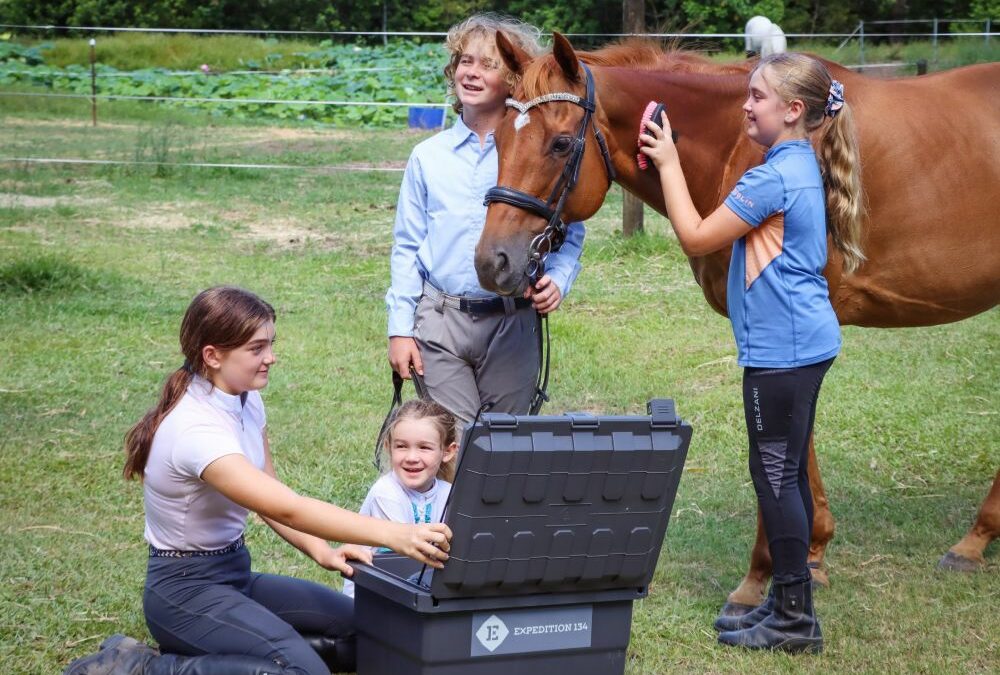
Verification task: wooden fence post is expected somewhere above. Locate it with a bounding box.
[89,38,97,127]
[622,0,644,237]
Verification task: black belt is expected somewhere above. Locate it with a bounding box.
[422,282,532,315]
[149,535,245,558]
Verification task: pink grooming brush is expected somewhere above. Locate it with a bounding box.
[637,101,666,169]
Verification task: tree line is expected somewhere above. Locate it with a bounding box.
[2,0,996,37]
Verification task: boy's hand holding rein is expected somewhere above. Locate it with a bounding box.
[523,273,563,314]
[389,336,424,379]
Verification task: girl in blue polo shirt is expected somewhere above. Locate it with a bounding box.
[641,53,864,654]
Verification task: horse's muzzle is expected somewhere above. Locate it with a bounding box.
[474,236,530,296]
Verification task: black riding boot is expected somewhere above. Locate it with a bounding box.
[144,654,290,674]
[302,634,358,673]
[64,634,290,675]
[303,633,356,673]
[717,580,822,653]
[713,586,774,633]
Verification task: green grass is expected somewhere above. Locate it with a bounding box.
[1,109,997,674]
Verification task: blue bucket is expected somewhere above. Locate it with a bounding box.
[408,106,446,129]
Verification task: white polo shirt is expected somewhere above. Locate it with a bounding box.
[143,375,266,551]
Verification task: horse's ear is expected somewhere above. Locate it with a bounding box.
[496,31,531,76]
[552,32,580,82]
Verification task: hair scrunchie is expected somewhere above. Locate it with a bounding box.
[825,80,845,118]
[181,359,194,374]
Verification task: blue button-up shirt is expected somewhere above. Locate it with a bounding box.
[386,117,586,337]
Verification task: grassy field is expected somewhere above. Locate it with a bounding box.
[1,102,997,674]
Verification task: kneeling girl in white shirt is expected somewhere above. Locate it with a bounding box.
[66,287,452,675]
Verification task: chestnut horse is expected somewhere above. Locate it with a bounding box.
[474,32,1000,615]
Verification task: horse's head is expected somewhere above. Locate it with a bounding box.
[475,32,616,295]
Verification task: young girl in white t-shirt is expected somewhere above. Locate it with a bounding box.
[65,287,452,675]
[344,399,458,598]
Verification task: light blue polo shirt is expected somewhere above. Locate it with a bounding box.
[723,139,840,368]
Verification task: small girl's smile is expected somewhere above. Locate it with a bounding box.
[390,417,457,493]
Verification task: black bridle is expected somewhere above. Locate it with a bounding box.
[483,62,615,282]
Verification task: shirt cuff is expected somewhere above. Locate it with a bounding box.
[387,309,415,338]
[545,255,582,296]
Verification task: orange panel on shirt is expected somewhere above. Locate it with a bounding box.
[745,211,784,289]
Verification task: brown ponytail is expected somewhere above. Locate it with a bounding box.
[123,368,193,480]
[123,287,276,480]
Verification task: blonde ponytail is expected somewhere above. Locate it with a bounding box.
[755,53,867,274]
[818,102,865,274]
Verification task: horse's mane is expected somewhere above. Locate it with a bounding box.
[521,38,750,97]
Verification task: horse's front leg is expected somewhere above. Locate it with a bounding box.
[719,433,834,617]
[807,435,835,586]
[939,469,1000,571]
[720,511,771,616]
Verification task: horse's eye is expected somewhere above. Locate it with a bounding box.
[551,136,573,155]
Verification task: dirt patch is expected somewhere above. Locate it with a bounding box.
[0,192,107,209]
[2,117,140,131]
[131,209,194,231]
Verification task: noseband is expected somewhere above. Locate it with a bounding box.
[483,63,615,281]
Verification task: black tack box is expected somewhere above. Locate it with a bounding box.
[352,400,692,675]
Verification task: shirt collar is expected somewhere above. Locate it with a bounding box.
[448,115,493,150]
[765,138,811,161]
[390,470,438,500]
[190,374,245,417]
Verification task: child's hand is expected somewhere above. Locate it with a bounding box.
[639,110,679,170]
[523,274,563,314]
[387,522,452,568]
[388,336,423,378]
[314,543,373,576]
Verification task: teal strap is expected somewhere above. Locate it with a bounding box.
[410,501,432,524]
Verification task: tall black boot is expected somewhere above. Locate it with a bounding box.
[303,633,356,673]
[64,635,157,675]
[713,586,774,633]
[717,580,822,653]
[64,634,290,675]
[145,654,290,674]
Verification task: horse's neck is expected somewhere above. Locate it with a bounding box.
[596,67,757,313]
[596,67,752,210]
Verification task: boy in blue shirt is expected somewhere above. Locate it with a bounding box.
[386,14,585,423]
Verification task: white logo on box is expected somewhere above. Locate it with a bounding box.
[475,615,509,653]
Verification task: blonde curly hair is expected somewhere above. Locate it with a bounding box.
[443,13,544,114]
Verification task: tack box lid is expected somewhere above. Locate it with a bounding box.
[429,399,692,600]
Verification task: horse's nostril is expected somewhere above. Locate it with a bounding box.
[496,251,509,273]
